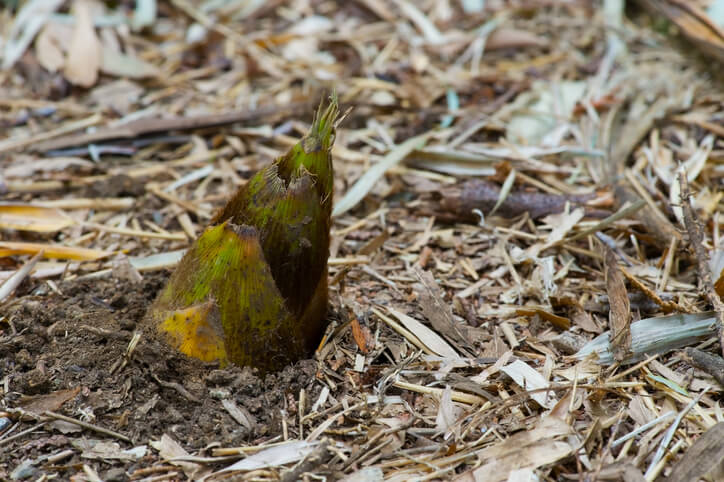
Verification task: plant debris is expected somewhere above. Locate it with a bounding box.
[1,1,723,480]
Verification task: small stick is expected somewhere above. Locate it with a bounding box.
[682,347,724,387]
[620,267,688,314]
[152,375,201,403]
[43,411,131,443]
[0,421,48,447]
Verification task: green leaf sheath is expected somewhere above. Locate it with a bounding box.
[147,95,339,371]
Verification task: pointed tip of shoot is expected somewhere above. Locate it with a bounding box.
[306,92,339,152]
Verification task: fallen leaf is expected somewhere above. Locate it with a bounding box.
[150,434,203,479]
[221,440,320,472]
[350,316,374,354]
[486,28,549,50]
[604,246,631,362]
[0,241,113,261]
[100,46,160,79]
[35,22,70,72]
[19,387,81,416]
[63,0,101,87]
[0,204,73,232]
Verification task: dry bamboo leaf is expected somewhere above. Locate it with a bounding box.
[0,251,43,303]
[386,307,461,359]
[35,22,69,73]
[486,28,549,50]
[221,440,320,472]
[77,441,147,461]
[63,0,101,87]
[332,131,432,217]
[576,312,716,365]
[637,0,724,63]
[413,266,473,350]
[0,241,113,261]
[435,385,463,439]
[462,416,574,481]
[500,360,557,409]
[515,307,571,330]
[19,387,80,416]
[1,0,64,70]
[100,46,160,79]
[604,246,631,362]
[666,422,724,482]
[350,316,374,354]
[149,434,204,479]
[506,81,586,145]
[0,203,73,232]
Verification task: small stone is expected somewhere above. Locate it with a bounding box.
[10,459,36,480]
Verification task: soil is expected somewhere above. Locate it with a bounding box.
[1,273,325,480]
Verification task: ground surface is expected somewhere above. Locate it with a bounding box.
[4,274,324,479]
[1,1,724,481]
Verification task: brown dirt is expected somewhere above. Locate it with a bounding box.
[1,272,325,480]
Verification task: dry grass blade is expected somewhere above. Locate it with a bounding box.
[332,131,433,217]
[0,242,113,261]
[0,251,42,303]
[0,204,73,232]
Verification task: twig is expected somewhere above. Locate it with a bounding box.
[32,103,311,152]
[620,267,689,314]
[43,411,131,443]
[0,421,48,447]
[682,347,724,387]
[152,374,201,403]
[644,388,709,479]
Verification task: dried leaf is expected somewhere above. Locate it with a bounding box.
[0,203,73,232]
[413,266,472,350]
[221,398,256,432]
[486,28,549,50]
[576,311,717,365]
[467,416,574,481]
[221,440,320,472]
[63,0,101,87]
[100,46,160,79]
[667,422,724,482]
[500,360,557,409]
[350,317,374,354]
[1,0,64,70]
[637,0,724,62]
[35,22,69,72]
[19,387,81,415]
[333,131,432,217]
[604,246,631,361]
[507,81,586,145]
[0,251,42,303]
[79,441,146,461]
[435,385,462,439]
[386,307,460,359]
[150,434,202,479]
[0,241,112,261]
